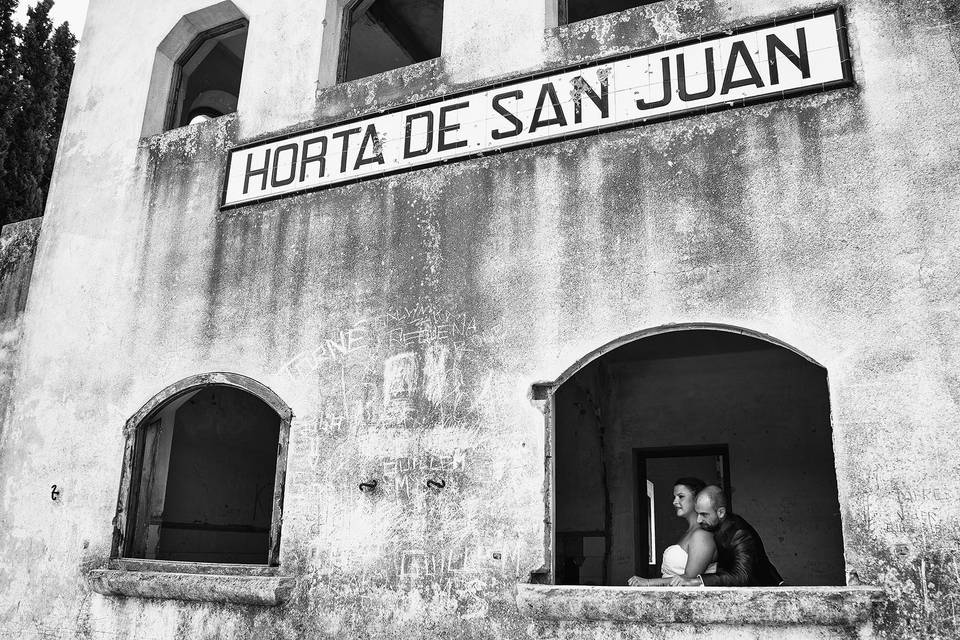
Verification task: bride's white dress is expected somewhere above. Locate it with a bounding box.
[661,544,718,578]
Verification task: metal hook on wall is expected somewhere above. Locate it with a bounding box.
[359,479,378,493]
[426,478,445,490]
[50,485,61,501]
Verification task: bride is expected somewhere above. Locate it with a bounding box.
[628,477,717,586]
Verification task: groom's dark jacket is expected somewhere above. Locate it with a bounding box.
[700,513,783,586]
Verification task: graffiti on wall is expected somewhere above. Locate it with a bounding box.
[274,305,530,612]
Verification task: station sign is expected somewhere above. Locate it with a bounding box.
[222,7,851,209]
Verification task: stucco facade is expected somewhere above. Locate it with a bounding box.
[1,0,959,638]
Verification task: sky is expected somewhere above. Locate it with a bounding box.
[13,0,89,38]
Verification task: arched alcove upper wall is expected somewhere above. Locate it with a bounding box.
[548,322,825,391]
[140,1,248,137]
[124,371,291,434]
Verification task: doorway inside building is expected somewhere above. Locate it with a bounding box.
[634,445,731,578]
[552,327,846,586]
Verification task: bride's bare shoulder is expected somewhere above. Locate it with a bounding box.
[689,528,716,547]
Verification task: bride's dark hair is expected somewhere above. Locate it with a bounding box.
[673,477,706,494]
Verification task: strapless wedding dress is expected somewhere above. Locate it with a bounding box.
[661,544,718,578]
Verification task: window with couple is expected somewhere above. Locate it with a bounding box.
[628,478,782,587]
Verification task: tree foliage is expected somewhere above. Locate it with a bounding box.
[0,0,76,226]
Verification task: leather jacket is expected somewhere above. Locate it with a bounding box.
[700,513,783,586]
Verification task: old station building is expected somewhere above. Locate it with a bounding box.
[0,0,958,638]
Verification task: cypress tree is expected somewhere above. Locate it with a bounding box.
[41,21,76,201]
[0,0,23,199]
[1,0,58,224]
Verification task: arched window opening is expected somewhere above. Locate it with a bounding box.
[339,0,443,82]
[118,376,289,565]
[559,1,652,26]
[166,20,248,130]
[552,328,845,587]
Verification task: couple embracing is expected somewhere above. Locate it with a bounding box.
[628,477,783,587]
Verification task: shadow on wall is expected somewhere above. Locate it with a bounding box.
[554,327,846,586]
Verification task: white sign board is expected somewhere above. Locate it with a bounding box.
[222,8,851,209]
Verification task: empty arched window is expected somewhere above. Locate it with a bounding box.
[339,0,443,82]
[559,1,652,25]
[114,374,290,565]
[166,20,248,129]
[550,327,846,586]
[140,2,249,137]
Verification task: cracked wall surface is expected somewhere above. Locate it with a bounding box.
[1,0,959,639]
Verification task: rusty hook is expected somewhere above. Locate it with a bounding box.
[426,478,446,489]
[359,479,378,493]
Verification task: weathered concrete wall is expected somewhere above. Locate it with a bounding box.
[1,0,960,638]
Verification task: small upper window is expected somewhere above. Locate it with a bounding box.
[559,1,651,25]
[166,20,248,130]
[339,0,443,82]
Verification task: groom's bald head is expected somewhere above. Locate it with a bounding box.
[695,485,728,532]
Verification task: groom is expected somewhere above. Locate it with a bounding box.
[673,485,783,587]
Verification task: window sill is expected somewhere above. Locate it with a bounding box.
[515,583,885,626]
[88,561,293,606]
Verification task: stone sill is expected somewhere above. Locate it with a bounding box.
[516,584,885,626]
[88,563,294,606]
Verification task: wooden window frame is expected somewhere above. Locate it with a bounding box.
[110,372,292,568]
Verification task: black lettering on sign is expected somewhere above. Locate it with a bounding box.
[404,111,434,158]
[721,41,764,94]
[354,124,385,170]
[767,28,809,84]
[438,102,470,152]
[331,127,362,173]
[529,82,567,133]
[637,57,672,110]
[571,72,609,124]
[677,49,716,101]
[491,90,523,139]
[243,148,270,194]
[270,142,298,187]
[300,136,328,181]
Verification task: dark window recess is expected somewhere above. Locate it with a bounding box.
[166,20,248,129]
[559,1,651,25]
[339,0,443,82]
[553,330,847,587]
[124,385,281,564]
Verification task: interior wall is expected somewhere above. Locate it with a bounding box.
[159,386,281,563]
[553,363,607,585]
[555,333,846,587]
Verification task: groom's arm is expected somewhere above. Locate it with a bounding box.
[700,530,760,587]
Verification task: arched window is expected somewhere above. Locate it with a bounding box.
[548,326,846,586]
[141,2,249,136]
[113,373,291,566]
[166,20,248,129]
[339,0,443,82]
[559,1,651,25]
